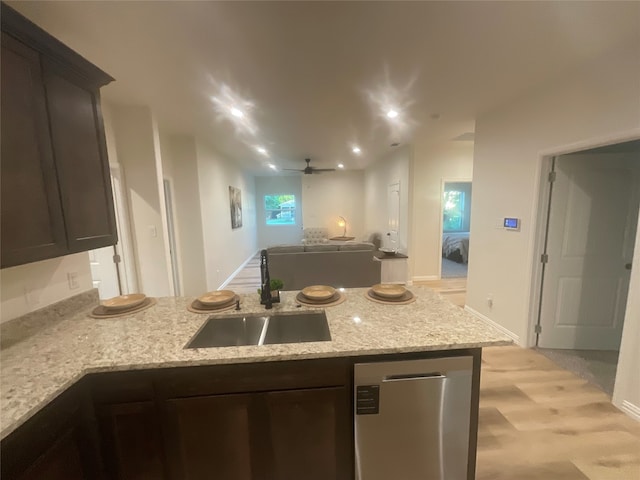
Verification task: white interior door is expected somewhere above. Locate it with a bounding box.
[387,182,400,249]
[539,154,640,349]
[89,246,120,299]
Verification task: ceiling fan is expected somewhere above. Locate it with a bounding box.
[283,158,336,175]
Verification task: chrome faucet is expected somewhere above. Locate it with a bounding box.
[260,249,272,309]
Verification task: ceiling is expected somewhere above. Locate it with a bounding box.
[8,1,640,173]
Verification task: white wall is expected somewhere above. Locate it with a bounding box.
[0,253,93,323]
[303,171,365,240]
[365,145,412,254]
[410,141,473,280]
[109,105,172,297]
[196,140,257,289]
[255,176,303,248]
[160,135,208,296]
[468,44,640,413]
[614,203,640,419]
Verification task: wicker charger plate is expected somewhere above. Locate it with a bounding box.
[295,291,346,307]
[301,285,336,301]
[197,290,236,307]
[90,297,157,318]
[188,295,240,314]
[365,289,416,305]
[370,283,406,299]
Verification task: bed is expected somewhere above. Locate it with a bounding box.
[442,232,470,264]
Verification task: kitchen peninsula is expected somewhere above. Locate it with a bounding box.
[1,286,511,479]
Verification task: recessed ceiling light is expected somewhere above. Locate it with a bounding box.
[386,109,399,119]
[268,164,277,170]
[230,107,244,118]
[337,163,344,169]
[352,146,361,154]
[257,146,268,155]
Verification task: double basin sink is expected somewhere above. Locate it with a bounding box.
[186,311,331,349]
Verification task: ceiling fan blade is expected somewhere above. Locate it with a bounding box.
[282,168,304,172]
[311,168,336,172]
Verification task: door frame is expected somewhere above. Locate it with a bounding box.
[438,177,472,280]
[163,177,183,296]
[528,130,640,348]
[110,163,138,294]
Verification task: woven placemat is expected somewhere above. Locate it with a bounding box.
[364,289,416,305]
[295,291,346,308]
[89,297,157,318]
[188,295,240,314]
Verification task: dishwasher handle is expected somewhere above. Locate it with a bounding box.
[383,372,445,382]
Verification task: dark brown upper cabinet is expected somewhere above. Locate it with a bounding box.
[1,2,117,268]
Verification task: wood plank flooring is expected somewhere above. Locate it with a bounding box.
[477,346,640,479]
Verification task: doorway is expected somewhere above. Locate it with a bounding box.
[440,181,472,279]
[535,139,640,395]
[89,164,136,299]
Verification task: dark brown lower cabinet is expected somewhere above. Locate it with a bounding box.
[18,427,87,480]
[0,381,103,480]
[265,387,350,480]
[164,393,257,480]
[162,387,350,480]
[95,401,166,480]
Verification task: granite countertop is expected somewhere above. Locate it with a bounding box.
[0,286,511,439]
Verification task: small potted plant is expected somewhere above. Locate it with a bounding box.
[258,278,284,304]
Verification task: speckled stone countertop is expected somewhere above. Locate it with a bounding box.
[0,286,511,439]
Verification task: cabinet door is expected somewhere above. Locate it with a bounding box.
[42,60,117,252]
[96,401,166,480]
[264,387,351,480]
[17,427,87,480]
[0,32,67,267]
[163,393,258,480]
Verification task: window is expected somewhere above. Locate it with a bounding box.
[443,190,465,231]
[265,194,296,225]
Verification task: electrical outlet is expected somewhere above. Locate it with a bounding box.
[487,294,493,308]
[67,272,79,290]
[149,225,157,238]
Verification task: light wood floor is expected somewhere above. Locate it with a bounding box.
[226,268,640,478]
[478,346,640,479]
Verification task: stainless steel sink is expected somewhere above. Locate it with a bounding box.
[185,311,331,349]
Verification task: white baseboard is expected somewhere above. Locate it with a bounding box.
[621,401,640,422]
[412,275,439,282]
[464,306,521,345]
[219,250,259,289]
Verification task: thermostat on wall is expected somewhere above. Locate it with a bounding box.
[503,218,520,230]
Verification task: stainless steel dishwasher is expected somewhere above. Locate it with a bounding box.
[354,356,473,480]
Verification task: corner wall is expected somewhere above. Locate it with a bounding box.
[0,253,93,323]
[109,105,172,297]
[364,145,412,253]
[468,43,640,414]
[411,141,473,280]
